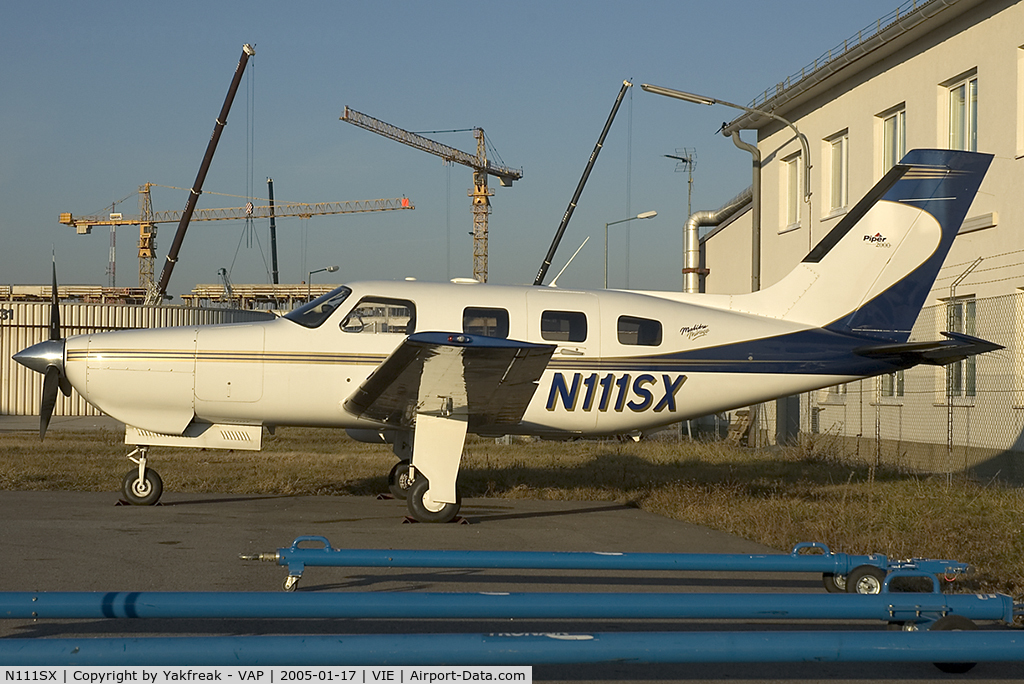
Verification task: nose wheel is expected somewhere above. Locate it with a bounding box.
[121,446,164,506]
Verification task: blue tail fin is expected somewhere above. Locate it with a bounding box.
[812,149,992,341]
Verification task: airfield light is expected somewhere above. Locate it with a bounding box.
[605,211,657,289]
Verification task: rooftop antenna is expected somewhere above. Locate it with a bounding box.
[665,148,696,290]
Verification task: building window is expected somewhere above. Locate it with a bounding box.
[617,315,662,346]
[882,108,905,171]
[784,154,801,230]
[541,310,587,342]
[949,76,978,152]
[946,299,977,398]
[827,132,849,213]
[879,370,904,398]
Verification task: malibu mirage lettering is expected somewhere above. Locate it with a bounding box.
[679,323,710,341]
[546,372,686,412]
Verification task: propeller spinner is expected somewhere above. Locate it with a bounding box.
[12,262,71,439]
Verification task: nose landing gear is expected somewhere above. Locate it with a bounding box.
[121,446,163,506]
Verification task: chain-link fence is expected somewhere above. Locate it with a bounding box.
[745,292,1024,485]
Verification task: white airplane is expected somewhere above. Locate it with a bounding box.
[15,149,1000,522]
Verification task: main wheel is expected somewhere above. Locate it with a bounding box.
[929,615,978,674]
[121,468,163,506]
[846,565,886,594]
[407,477,461,523]
[388,460,412,500]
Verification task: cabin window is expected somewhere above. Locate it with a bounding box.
[463,307,509,338]
[284,286,352,329]
[617,315,662,346]
[540,310,587,342]
[341,297,415,334]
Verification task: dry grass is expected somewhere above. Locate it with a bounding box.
[1,427,1022,595]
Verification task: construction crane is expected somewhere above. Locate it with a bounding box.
[341,106,522,283]
[61,183,414,290]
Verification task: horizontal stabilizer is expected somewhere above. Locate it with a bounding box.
[344,332,555,429]
[853,331,1002,367]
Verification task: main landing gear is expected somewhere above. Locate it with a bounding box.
[387,460,412,499]
[121,446,163,506]
[388,458,463,524]
[406,472,462,523]
[395,413,467,523]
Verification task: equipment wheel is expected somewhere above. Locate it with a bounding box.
[822,573,847,593]
[388,460,412,500]
[886,621,918,631]
[929,615,978,673]
[121,468,163,506]
[407,477,461,523]
[283,576,301,592]
[846,565,886,594]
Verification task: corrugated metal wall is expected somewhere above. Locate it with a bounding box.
[1,302,273,416]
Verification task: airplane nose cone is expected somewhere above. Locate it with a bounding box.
[13,339,65,375]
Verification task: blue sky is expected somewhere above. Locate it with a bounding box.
[1,1,903,297]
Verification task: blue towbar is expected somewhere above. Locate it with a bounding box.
[0,588,1017,625]
[0,630,1022,667]
[243,537,969,592]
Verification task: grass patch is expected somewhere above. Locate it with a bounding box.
[2,428,1022,595]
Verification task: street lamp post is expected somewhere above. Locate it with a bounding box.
[307,265,339,300]
[641,84,810,200]
[605,211,657,289]
[641,83,812,293]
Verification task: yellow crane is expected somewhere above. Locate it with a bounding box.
[341,107,522,283]
[60,183,414,290]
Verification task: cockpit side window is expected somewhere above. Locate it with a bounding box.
[284,286,352,329]
[341,297,416,334]
[463,307,509,338]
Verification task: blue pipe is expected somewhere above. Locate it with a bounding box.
[0,631,1021,666]
[253,537,968,582]
[0,590,1014,624]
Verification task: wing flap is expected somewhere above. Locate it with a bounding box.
[344,332,555,429]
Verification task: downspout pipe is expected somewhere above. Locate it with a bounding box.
[728,131,761,292]
[684,185,752,293]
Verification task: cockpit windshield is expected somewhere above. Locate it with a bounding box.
[283,286,353,328]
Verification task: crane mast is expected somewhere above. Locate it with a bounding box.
[150,43,256,304]
[341,106,522,283]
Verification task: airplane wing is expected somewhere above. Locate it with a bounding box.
[853,331,1003,366]
[343,332,556,430]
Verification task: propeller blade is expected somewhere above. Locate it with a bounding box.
[49,260,61,341]
[40,366,60,440]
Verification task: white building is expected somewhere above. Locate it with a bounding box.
[700,0,1024,481]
